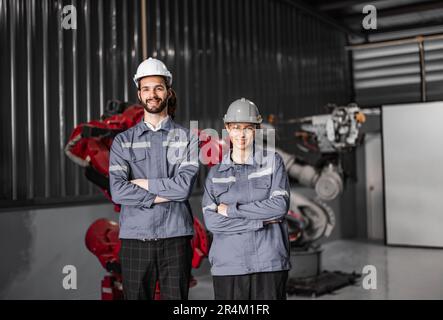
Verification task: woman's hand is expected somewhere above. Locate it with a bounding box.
[264,219,282,225]
[217,203,228,216]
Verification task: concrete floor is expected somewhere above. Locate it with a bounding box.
[189,239,443,300]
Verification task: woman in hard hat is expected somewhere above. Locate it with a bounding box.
[202,98,291,300]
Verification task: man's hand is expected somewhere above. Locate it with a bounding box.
[154,196,169,204]
[131,179,149,191]
[217,203,228,217]
[131,181,171,204]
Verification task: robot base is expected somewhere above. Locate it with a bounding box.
[288,246,323,279]
[287,246,361,297]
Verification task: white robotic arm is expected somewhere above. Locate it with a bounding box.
[277,147,343,201]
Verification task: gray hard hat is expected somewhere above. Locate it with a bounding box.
[223,98,263,124]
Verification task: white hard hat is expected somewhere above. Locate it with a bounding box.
[133,57,172,88]
[223,98,262,124]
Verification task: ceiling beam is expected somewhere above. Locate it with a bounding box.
[316,0,380,12]
[343,0,443,23]
[358,20,443,36]
[282,0,364,39]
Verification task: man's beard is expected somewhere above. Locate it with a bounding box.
[140,97,168,114]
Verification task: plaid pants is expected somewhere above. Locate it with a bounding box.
[119,236,193,300]
[213,270,288,300]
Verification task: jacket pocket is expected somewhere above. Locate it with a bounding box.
[251,175,271,189]
[250,176,271,201]
[131,149,147,162]
[212,184,230,197]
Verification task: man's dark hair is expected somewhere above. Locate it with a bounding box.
[167,89,177,119]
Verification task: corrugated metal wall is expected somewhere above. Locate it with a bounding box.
[1,0,351,206]
[145,0,351,132]
[352,36,443,106]
[1,0,142,205]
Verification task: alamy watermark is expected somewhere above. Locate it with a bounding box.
[362,265,377,290]
[61,5,77,30]
[362,4,377,30]
[62,265,77,290]
[115,121,277,168]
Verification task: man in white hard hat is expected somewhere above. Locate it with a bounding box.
[109,58,199,300]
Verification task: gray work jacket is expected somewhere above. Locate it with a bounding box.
[202,149,291,276]
[109,117,199,240]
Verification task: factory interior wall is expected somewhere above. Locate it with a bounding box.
[0,203,115,299]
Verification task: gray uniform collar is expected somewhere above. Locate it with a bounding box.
[136,116,173,136]
[217,147,267,172]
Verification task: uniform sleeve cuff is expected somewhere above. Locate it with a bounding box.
[143,191,157,208]
[256,220,264,229]
[227,203,240,218]
[147,179,162,195]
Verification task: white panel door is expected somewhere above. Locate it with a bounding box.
[383,101,443,247]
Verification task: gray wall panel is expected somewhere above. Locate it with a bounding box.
[383,102,443,247]
[352,36,443,106]
[0,203,115,299]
